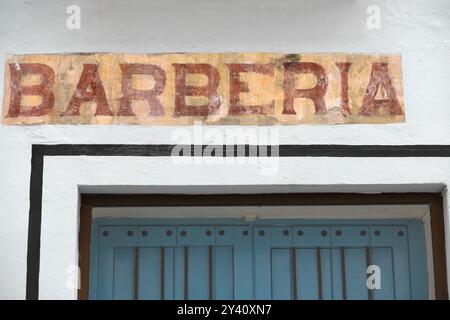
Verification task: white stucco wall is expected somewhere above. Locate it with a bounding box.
[0,0,449,299]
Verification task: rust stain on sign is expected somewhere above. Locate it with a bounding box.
[2,53,405,125]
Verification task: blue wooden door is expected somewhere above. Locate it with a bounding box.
[254,224,426,300]
[90,220,427,300]
[91,224,252,299]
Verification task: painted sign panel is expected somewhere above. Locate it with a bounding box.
[2,53,404,125]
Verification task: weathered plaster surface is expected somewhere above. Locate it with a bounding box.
[2,53,405,125]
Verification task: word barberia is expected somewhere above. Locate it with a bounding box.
[2,53,405,125]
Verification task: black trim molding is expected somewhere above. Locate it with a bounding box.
[26,144,450,299]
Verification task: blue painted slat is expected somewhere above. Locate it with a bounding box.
[136,226,177,300]
[138,247,161,300]
[113,248,136,300]
[296,248,319,300]
[391,226,412,300]
[97,226,114,299]
[233,226,253,299]
[320,249,333,300]
[97,226,138,300]
[163,247,175,300]
[187,246,210,299]
[331,248,344,300]
[331,226,369,300]
[254,227,271,299]
[370,226,411,299]
[271,249,292,299]
[370,247,394,300]
[214,246,234,299]
[214,226,235,299]
[270,226,295,299]
[407,221,428,299]
[344,248,369,300]
[270,227,293,299]
[295,248,333,300]
[173,247,185,299]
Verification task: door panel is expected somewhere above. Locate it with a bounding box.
[341,248,369,300]
[173,247,185,299]
[90,221,427,300]
[370,247,394,300]
[187,246,210,299]
[214,246,234,299]
[96,226,138,300]
[113,248,137,300]
[370,226,411,299]
[253,225,420,300]
[138,247,162,300]
[233,226,253,299]
[271,248,293,300]
[295,248,319,300]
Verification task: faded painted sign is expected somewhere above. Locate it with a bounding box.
[2,53,404,125]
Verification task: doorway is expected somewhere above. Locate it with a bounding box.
[89,219,426,300]
[78,193,448,300]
